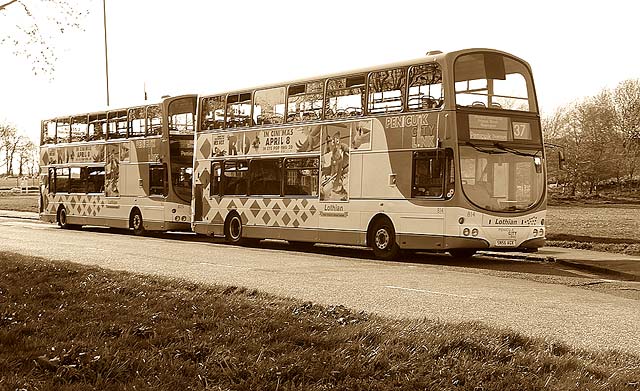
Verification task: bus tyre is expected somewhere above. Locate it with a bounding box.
[449,249,477,258]
[370,219,400,261]
[224,213,245,245]
[58,207,70,229]
[131,209,145,236]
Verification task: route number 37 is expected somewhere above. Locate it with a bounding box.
[512,122,531,140]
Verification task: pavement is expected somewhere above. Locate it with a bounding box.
[481,248,640,281]
[1,209,639,281]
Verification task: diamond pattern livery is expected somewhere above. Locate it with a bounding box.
[204,197,319,229]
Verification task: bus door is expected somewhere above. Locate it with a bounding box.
[404,149,454,249]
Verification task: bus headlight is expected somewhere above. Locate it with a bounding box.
[463,228,470,236]
[471,228,478,237]
[539,228,544,237]
[533,229,538,236]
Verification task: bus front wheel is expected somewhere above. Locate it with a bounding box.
[369,218,400,261]
[130,209,145,236]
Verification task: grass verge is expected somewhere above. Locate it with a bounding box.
[546,240,640,256]
[0,192,38,213]
[1,252,639,390]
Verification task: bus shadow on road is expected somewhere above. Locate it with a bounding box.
[77,226,567,277]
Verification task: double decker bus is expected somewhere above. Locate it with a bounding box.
[39,94,197,234]
[192,48,546,260]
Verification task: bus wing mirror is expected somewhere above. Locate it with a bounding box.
[558,150,566,170]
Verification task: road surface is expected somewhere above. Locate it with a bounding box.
[1,216,638,355]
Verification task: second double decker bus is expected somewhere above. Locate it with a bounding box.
[39,94,197,234]
[191,48,546,260]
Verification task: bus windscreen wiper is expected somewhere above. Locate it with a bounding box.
[493,142,541,158]
[465,141,506,155]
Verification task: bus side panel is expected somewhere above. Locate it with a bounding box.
[359,152,409,200]
[119,163,145,198]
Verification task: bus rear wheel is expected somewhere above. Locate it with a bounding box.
[224,212,249,245]
[369,218,400,261]
[58,207,70,229]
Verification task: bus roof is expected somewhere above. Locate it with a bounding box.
[198,48,530,98]
[42,94,198,123]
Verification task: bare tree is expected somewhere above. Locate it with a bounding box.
[0,0,87,76]
[544,92,618,195]
[573,92,618,193]
[0,123,24,175]
[16,138,37,176]
[612,79,640,183]
[542,105,570,187]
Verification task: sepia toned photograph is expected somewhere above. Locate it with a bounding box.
[1,0,639,389]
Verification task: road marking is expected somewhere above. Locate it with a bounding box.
[0,222,52,230]
[198,262,251,270]
[384,285,477,299]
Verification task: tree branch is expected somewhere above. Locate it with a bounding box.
[0,0,20,12]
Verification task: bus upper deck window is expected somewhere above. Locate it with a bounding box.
[226,93,252,128]
[107,110,128,139]
[200,96,225,131]
[287,81,323,123]
[147,105,162,136]
[42,120,56,145]
[368,68,406,114]
[408,63,443,111]
[254,87,285,126]
[325,75,365,119]
[71,115,89,143]
[56,118,71,144]
[88,114,106,141]
[168,98,196,135]
[128,107,146,138]
[454,53,534,112]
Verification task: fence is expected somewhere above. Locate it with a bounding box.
[0,176,38,193]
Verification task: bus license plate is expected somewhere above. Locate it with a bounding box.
[496,239,516,247]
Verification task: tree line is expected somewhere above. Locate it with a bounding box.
[543,79,640,196]
[0,122,38,177]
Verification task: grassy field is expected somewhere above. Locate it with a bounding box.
[545,204,640,255]
[546,205,640,241]
[0,192,38,212]
[0,176,38,189]
[1,252,638,390]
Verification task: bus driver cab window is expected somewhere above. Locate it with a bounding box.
[412,149,454,198]
[149,164,167,196]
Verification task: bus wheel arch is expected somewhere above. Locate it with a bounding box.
[129,207,145,236]
[367,214,400,261]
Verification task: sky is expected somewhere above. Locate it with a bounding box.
[1,0,640,145]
